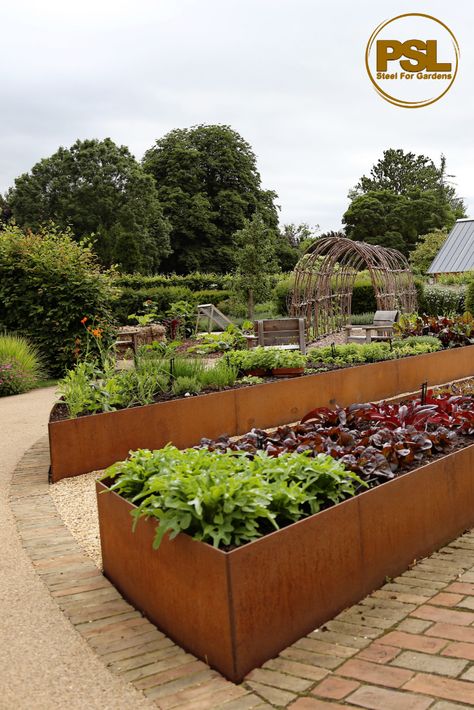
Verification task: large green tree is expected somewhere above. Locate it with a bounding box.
[142,124,279,274]
[351,148,466,218]
[9,138,171,272]
[344,149,465,255]
[343,189,456,256]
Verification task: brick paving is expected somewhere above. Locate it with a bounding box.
[10,437,474,708]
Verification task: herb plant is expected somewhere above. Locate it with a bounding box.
[104,446,360,550]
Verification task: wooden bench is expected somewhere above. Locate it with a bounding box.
[344,310,399,344]
[255,318,306,354]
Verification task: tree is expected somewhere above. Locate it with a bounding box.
[409,229,448,274]
[143,125,279,274]
[0,194,12,225]
[343,189,457,256]
[233,213,280,318]
[351,148,466,218]
[9,138,171,273]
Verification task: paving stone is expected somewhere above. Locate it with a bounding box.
[325,620,382,639]
[393,576,446,591]
[301,636,357,658]
[283,644,346,669]
[441,641,474,662]
[135,659,206,690]
[357,643,400,664]
[397,618,434,634]
[263,657,328,681]
[312,675,360,699]
[426,623,474,644]
[246,667,313,693]
[215,694,276,709]
[391,650,469,677]
[143,669,219,700]
[289,698,346,709]
[446,582,474,595]
[126,655,199,685]
[245,680,296,707]
[431,702,474,710]
[346,684,433,709]
[337,658,414,688]
[459,666,474,682]
[153,676,239,709]
[379,630,448,654]
[372,589,429,604]
[410,605,474,626]
[309,629,371,649]
[403,672,474,705]
[360,595,416,612]
[430,593,465,607]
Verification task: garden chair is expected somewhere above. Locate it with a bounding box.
[344,310,399,344]
[255,318,306,354]
[115,327,140,355]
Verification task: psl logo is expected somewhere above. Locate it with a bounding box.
[366,13,459,108]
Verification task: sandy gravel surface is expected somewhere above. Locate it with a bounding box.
[0,386,154,710]
[49,470,103,570]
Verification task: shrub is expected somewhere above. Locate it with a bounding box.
[105,445,358,549]
[466,280,474,315]
[273,277,292,315]
[0,225,114,376]
[0,333,43,396]
[419,285,465,316]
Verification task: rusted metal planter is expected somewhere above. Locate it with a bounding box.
[51,345,474,481]
[97,442,474,683]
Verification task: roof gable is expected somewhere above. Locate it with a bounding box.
[428,219,474,274]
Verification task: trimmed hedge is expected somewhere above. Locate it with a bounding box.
[114,272,231,291]
[111,285,232,323]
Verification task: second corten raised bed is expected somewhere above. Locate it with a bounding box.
[51,345,474,480]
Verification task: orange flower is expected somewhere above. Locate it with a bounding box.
[81,317,88,324]
[92,328,102,338]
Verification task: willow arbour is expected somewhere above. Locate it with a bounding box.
[290,236,417,339]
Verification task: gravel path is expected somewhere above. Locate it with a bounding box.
[49,470,103,570]
[1,386,154,710]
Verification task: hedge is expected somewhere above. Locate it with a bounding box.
[111,286,232,323]
[114,272,231,291]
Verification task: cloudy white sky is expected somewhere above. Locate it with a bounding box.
[1,0,473,231]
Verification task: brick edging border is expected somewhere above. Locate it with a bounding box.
[8,438,256,708]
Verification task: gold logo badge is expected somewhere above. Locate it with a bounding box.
[366,13,459,108]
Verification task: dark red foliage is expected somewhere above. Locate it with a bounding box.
[198,394,473,488]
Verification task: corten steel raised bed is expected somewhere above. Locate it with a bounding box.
[97,442,474,683]
[51,345,474,481]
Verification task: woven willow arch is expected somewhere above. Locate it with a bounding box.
[289,237,417,339]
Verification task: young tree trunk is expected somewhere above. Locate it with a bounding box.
[247,288,255,320]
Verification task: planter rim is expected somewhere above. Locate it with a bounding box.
[50,345,474,425]
[99,439,474,558]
